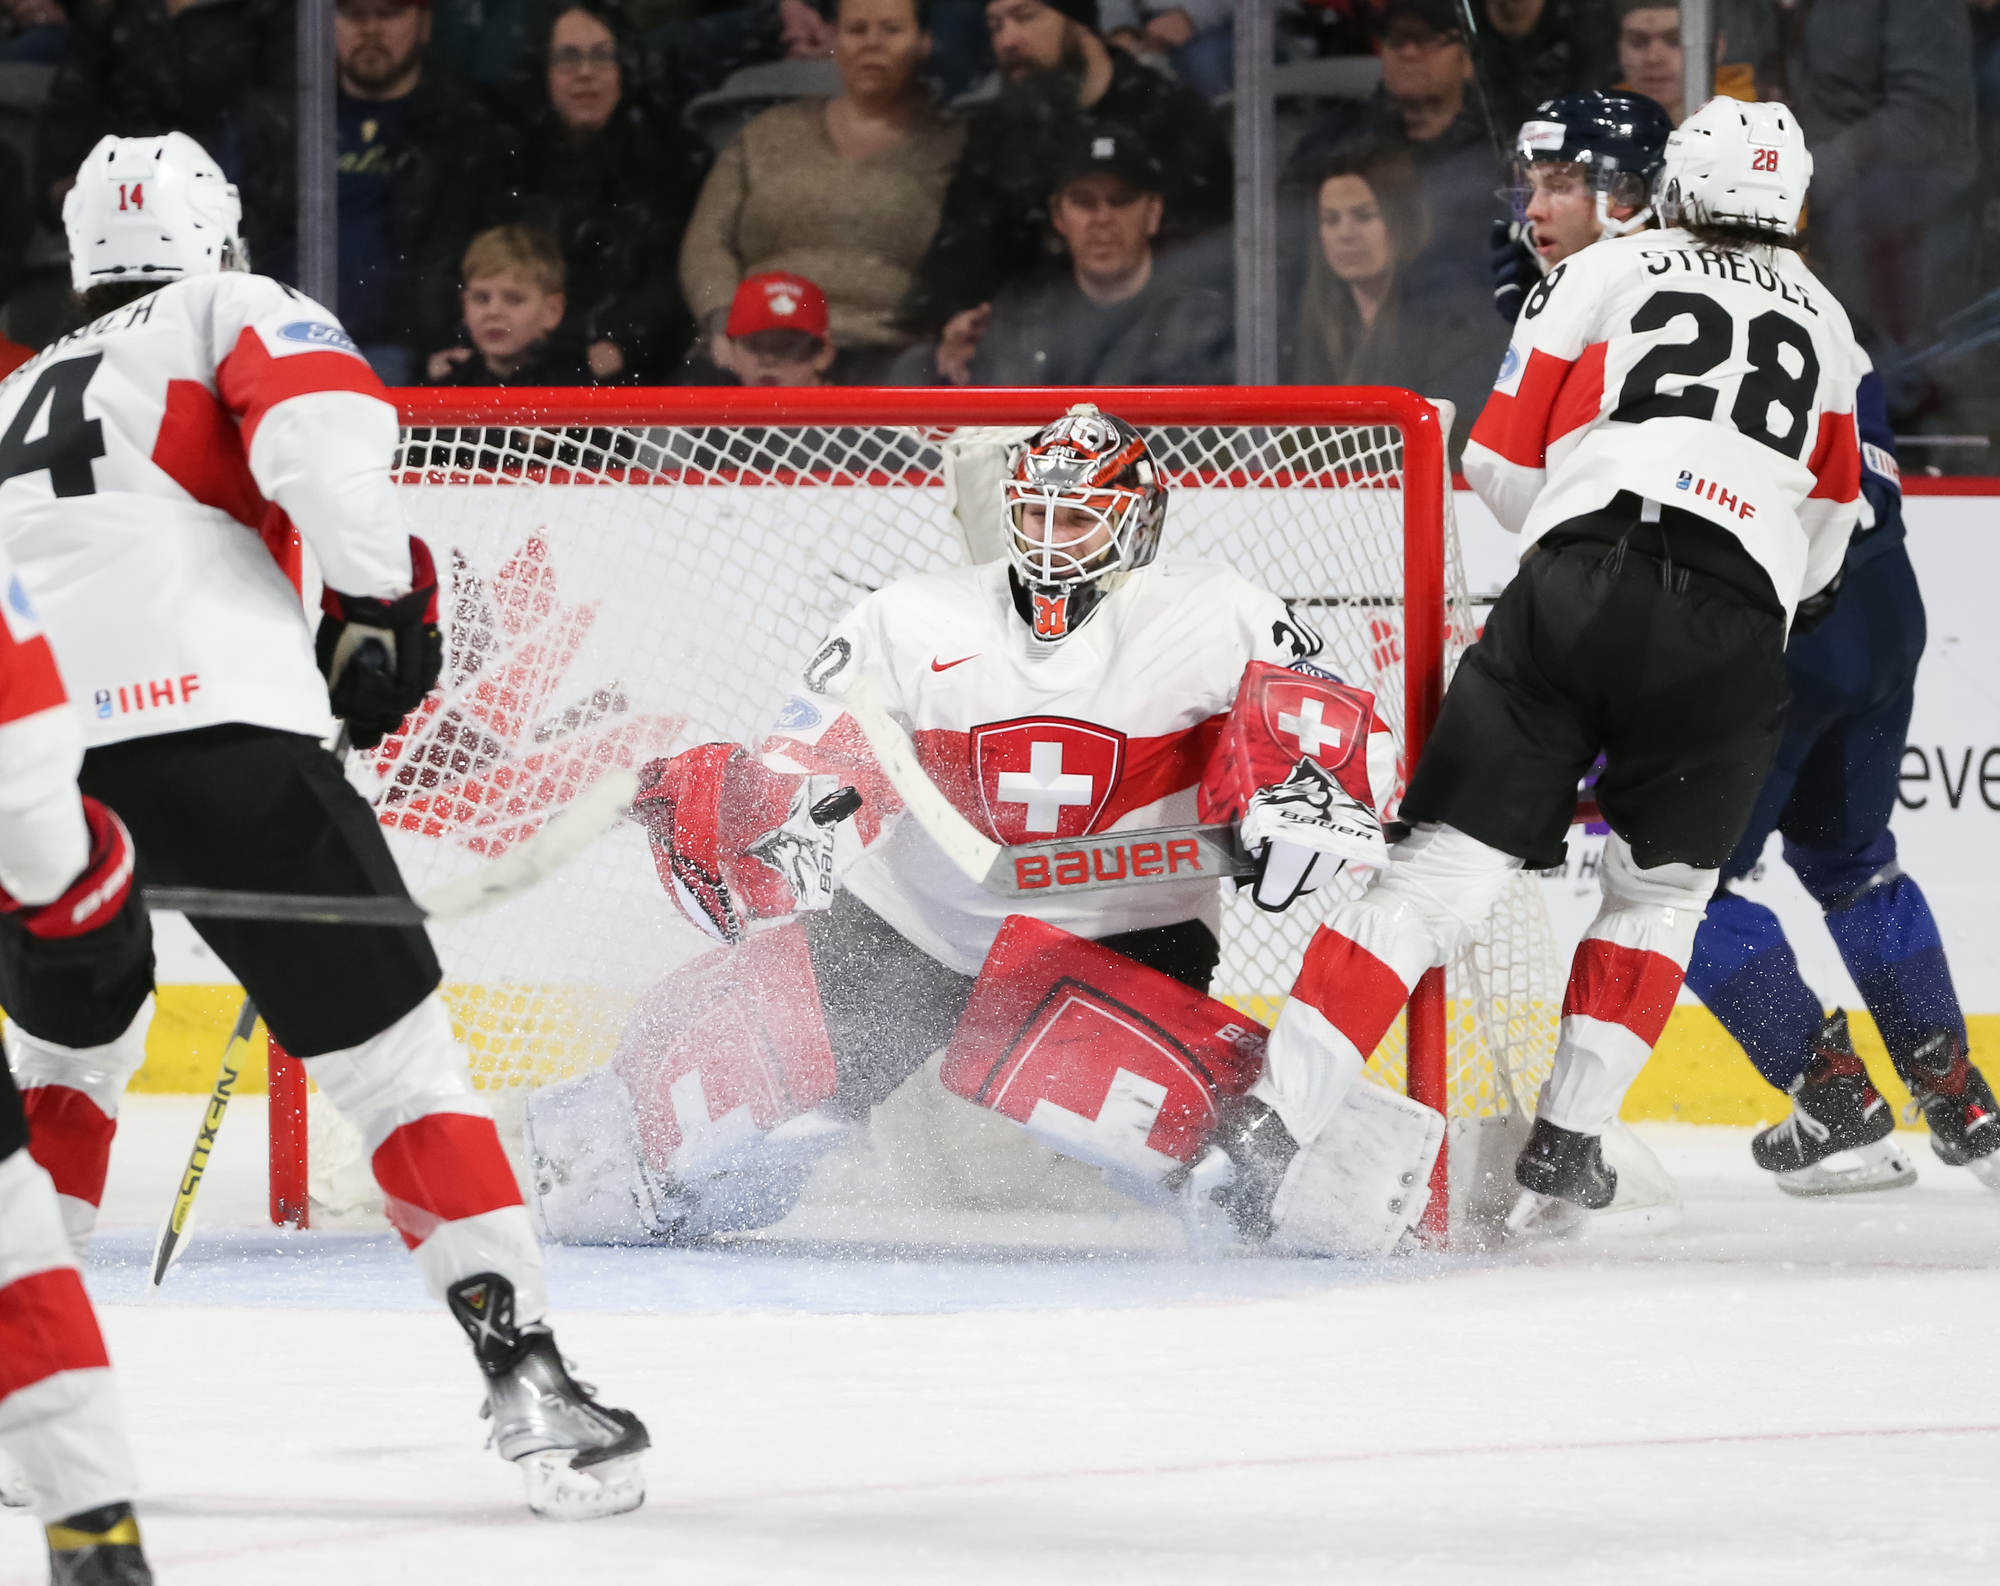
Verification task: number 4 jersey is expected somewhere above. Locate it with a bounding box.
[0,272,413,747]
[1464,226,1864,621]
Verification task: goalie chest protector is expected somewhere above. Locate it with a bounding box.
[770,556,1322,976]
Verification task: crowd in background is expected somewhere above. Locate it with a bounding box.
[0,0,1995,466]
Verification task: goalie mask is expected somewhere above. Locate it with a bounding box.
[1003,404,1166,645]
[63,132,247,294]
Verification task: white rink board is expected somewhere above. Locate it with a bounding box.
[1459,490,2000,1008]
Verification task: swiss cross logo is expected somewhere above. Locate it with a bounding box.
[972,716,1125,842]
[1257,672,1367,772]
[1031,590,1069,638]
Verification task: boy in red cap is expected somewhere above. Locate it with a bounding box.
[715,271,836,387]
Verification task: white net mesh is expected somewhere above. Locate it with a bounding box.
[353,400,1561,1172]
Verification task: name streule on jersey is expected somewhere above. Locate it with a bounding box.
[1464,225,1863,617]
[768,555,1376,975]
[0,271,407,744]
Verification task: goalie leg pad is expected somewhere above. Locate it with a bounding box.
[940,915,1265,1193]
[550,921,848,1241]
[1539,835,1715,1135]
[308,996,545,1321]
[0,1149,137,1523]
[1267,1080,1445,1257]
[7,998,151,1254]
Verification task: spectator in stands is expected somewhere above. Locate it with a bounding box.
[237,0,495,385]
[1294,141,1501,461]
[426,224,593,384]
[1608,0,1683,121]
[1723,0,1978,395]
[32,0,290,220]
[1285,0,1499,310]
[1,0,65,64]
[1473,0,1613,132]
[468,1,705,382]
[899,0,1232,339]
[705,269,840,384]
[907,123,1229,386]
[1101,1,1232,99]
[649,0,840,103]
[678,0,963,383]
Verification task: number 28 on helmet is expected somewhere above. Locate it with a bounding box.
[1002,404,1167,645]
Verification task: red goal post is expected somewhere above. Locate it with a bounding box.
[270,385,1499,1238]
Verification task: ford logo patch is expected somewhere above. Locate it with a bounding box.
[277,320,363,357]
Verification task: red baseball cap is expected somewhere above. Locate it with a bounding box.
[726,272,830,341]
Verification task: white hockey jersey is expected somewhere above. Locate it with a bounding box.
[0,271,413,748]
[761,557,1376,977]
[1463,227,1864,620]
[0,546,87,904]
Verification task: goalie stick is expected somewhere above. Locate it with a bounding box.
[146,765,639,1291]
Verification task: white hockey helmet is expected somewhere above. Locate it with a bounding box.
[62,132,246,294]
[1654,97,1812,238]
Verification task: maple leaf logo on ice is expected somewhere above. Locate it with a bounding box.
[367,535,687,860]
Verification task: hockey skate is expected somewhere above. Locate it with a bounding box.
[1896,1032,2000,1192]
[1179,1095,1299,1245]
[448,1274,649,1520]
[1506,1118,1616,1237]
[1753,1012,1916,1197]
[46,1502,152,1585]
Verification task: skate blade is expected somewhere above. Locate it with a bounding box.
[1773,1138,1919,1198]
[1504,1188,1680,1242]
[518,1449,645,1520]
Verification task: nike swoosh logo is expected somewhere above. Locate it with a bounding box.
[931,655,978,672]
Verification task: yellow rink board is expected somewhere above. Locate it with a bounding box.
[111,985,2000,1132]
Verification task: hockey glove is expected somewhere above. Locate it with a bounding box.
[317,535,445,751]
[633,743,860,945]
[0,797,136,940]
[1489,219,1538,326]
[1239,758,1387,913]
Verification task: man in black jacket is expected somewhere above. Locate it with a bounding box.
[897,0,1230,340]
[236,0,494,383]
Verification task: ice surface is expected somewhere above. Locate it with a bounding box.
[5,1097,1999,1584]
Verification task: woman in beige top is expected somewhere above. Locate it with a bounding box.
[678,0,966,380]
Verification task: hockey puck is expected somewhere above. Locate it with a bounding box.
[811,786,863,826]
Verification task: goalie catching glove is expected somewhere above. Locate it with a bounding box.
[1199,661,1393,912]
[633,743,861,944]
[317,534,444,750]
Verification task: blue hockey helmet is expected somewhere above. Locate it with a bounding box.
[1507,90,1674,238]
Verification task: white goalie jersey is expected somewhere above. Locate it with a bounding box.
[0,271,413,747]
[1463,226,1864,619]
[761,555,1363,976]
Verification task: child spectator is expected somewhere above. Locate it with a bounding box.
[426,225,593,385]
[695,270,838,386]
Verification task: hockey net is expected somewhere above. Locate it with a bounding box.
[289,387,1563,1235]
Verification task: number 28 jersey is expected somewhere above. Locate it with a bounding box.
[1463,227,1864,621]
[0,272,412,748]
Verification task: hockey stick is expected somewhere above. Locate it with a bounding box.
[142,767,642,925]
[147,998,259,1293]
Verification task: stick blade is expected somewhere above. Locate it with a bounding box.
[420,767,640,922]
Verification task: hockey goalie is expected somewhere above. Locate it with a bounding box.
[525,406,1445,1256]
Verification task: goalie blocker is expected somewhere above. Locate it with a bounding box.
[525,913,1440,1257]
